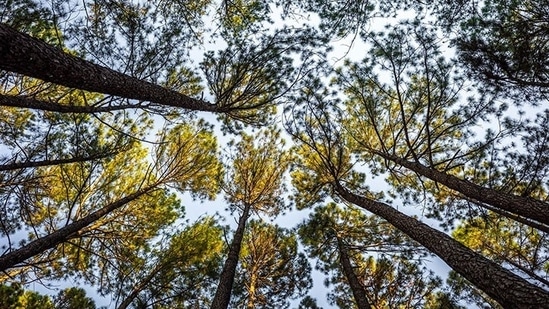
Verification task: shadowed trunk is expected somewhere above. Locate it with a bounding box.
[0,23,219,113]
[0,185,158,271]
[0,150,123,171]
[336,237,372,309]
[0,93,138,113]
[210,203,252,309]
[373,150,549,226]
[334,183,549,308]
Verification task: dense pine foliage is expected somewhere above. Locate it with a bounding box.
[1,0,549,308]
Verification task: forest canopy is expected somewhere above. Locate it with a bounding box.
[1,0,549,308]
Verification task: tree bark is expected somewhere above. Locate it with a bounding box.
[373,150,549,226]
[0,93,138,113]
[334,183,549,309]
[0,150,122,171]
[0,23,219,113]
[0,185,157,271]
[210,203,252,309]
[336,237,372,309]
[467,197,549,234]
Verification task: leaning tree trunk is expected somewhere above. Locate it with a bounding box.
[336,237,372,309]
[334,183,549,309]
[210,203,252,309]
[0,185,157,271]
[0,93,138,114]
[0,23,219,113]
[373,150,549,226]
[0,147,123,171]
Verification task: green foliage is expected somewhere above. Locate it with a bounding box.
[295,296,324,309]
[339,23,474,170]
[286,85,367,210]
[299,203,419,266]
[451,0,549,101]
[202,26,327,132]
[53,287,96,309]
[453,213,549,287]
[219,0,272,36]
[231,220,312,309]
[298,203,444,309]
[223,129,292,216]
[328,256,443,309]
[3,0,549,307]
[116,217,225,308]
[0,284,96,309]
[154,120,223,200]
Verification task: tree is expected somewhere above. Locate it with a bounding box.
[0,283,54,309]
[0,120,221,277]
[286,90,549,307]
[335,20,549,231]
[210,129,292,309]
[3,0,549,306]
[0,283,96,309]
[449,0,549,101]
[116,217,224,309]
[295,296,324,309]
[0,7,324,127]
[298,203,443,309]
[231,220,312,309]
[453,213,549,289]
[54,287,96,309]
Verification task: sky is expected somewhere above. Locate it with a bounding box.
[1,1,486,308]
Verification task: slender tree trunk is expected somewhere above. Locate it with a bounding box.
[0,23,219,113]
[0,185,157,271]
[334,183,549,309]
[210,203,252,309]
[373,150,549,226]
[336,237,372,309]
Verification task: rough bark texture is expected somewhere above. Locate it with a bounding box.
[0,93,136,113]
[0,151,121,171]
[0,23,219,113]
[473,198,549,234]
[0,186,157,271]
[336,238,372,309]
[334,183,549,309]
[210,204,251,309]
[374,151,549,226]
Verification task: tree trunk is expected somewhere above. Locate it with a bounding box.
[374,150,549,226]
[0,185,157,271]
[336,237,372,309]
[0,23,219,113]
[0,93,133,114]
[0,150,123,171]
[334,183,549,309]
[210,203,252,309]
[467,197,549,234]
